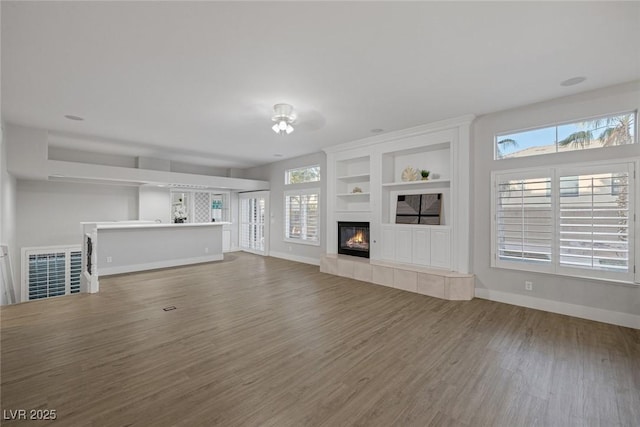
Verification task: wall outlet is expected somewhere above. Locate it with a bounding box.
[525,280,533,291]
[288,245,292,252]
[205,247,209,254]
[106,256,113,263]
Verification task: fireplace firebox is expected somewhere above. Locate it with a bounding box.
[338,222,370,258]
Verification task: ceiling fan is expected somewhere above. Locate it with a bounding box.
[271,103,296,135]
[239,102,326,135]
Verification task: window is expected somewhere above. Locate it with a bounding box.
[492,162,636,283]
[495,111,636,159]
[559,176,579,197]
[285,189,320,245]
[285,165,320,184]
[22,246,82,301]
[558,168,631,275]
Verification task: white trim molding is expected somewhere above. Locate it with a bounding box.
[323,114,475,154]
[475,287,640,329]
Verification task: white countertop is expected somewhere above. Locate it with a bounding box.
[95,222,231,230]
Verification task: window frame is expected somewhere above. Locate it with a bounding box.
[284,188,321,246]
[494,110,638,160]
[491,160,638,284]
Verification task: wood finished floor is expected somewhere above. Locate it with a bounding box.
[1,252,639,426]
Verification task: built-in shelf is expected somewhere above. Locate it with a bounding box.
[337,173,370,182]
[381,179,450,188]
[337,192,371,198]
[334,155,371,213]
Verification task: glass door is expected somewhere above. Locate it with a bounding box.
[239,191,269,255]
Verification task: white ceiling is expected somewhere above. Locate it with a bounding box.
[2,1,639,169]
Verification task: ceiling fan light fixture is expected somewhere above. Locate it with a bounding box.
[272,103,296,135]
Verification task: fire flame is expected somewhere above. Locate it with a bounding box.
[346,230,368,248]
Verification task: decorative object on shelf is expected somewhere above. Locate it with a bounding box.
[352,187,363,194]
[173,198,187,223]
[420,169,430,180]
[271,103,296,135]
[401,167,419,182]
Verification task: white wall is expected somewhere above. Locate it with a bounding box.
[48,146,138,168]
[243,152,327,265]
[472,81,640,323]
[0,0,15,305]
[1,127,19,306]
[139,186,171,223]
[15,180,138,298]
[170,161,229,177]
[1,13,18,303]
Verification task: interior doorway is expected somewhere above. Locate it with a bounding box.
[239,191,269,256]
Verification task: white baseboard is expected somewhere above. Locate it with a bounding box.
[475,288,640,330]
[98,254,224,276]
[268,251,320,266]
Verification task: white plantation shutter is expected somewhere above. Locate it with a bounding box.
[285,190,320,244]
[558,164,634,279]
[493,162,636,282]
[23,246,82,301]
[495,174,553,269]
[240,196,266,252]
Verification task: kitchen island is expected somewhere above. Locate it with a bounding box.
[81,221,229,293]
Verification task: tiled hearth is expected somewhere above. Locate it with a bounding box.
[320,254,474,301]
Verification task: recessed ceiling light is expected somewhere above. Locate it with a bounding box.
[64,114,84,121]
[560,76,586,87]
[371,128,384,133]
[274,154,284,157]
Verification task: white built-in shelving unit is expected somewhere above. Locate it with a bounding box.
[324,115,473,276]
[334,156,371,213]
